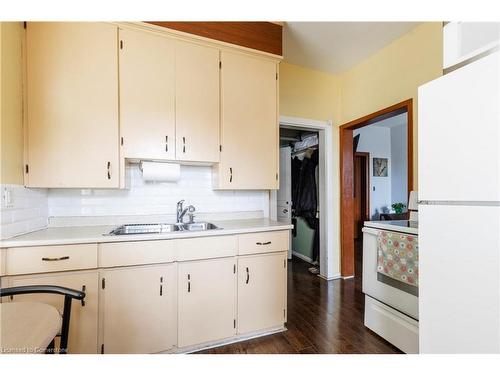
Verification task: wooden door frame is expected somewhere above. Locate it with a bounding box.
[354,151,371,223]
[339,99,414,277]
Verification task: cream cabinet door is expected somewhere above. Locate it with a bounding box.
[177,257,236,348]
[119,28,176,160]
[26,22,119,188]
[175,41,220,163]
[100,264,176,354]
[7,270,99,354]
[237,252,286,334]
[216,51,279,189]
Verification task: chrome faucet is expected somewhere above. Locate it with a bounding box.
[176,200,196,224]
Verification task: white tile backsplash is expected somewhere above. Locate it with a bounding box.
[0,165,270,237]
[47,165,269,222]
[0,184,48,239]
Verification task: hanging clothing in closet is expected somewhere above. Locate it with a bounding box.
[291,149,320,263]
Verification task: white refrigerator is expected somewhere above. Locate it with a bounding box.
[418,50,500,353]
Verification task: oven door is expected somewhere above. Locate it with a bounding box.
[362,226,419,320]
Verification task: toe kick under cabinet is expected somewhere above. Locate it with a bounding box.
[0,230,289,353]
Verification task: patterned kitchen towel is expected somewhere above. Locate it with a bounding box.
[377,230,419,287]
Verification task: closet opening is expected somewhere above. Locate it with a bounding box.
[279,128,320,273]
[271,116,335,281]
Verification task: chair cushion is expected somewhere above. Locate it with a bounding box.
[1,302,62,354]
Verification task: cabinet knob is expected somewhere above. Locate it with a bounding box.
[246,267,250,284]
[229,167,233,183]
[165,136,168,152]
[183,137,186,153]
[107,161,111,180]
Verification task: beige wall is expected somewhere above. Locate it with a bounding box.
[279,22,443,276]
[0,22,24,185]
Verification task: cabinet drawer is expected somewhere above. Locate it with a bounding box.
[238,230,289,255]
[364,295,419,354]
[6,244,97,276]
[175,235,237,261]
[99,240,175,268]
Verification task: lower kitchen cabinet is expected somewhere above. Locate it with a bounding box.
[237,252,287,334]
[100,264,176,353]
[177,257,237,348]
[7,270,99,354]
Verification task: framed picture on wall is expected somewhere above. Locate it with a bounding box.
[373,157,388,177]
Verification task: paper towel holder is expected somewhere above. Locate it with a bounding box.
[139,160,179,172]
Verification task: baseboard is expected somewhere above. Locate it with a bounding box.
[162,325,286,354]
[318,272,342,281]
[292,251,314,264]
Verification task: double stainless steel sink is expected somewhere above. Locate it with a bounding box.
[107,222,220,235]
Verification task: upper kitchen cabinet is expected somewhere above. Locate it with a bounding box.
[214,51,279,190]
[175,41,220,163]
[26,23,120,188]
[119,28,176,160]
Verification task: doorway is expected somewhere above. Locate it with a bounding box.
[271,116,337,280]
[353,152,370,240]
[339,99,414,278]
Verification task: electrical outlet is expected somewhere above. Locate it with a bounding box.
[3,186,13,208]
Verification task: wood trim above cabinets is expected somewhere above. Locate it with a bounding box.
[145,22,283,57]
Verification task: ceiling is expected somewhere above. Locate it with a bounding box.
[283,22,420,74]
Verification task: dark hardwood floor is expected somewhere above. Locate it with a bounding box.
[199,255,402,354]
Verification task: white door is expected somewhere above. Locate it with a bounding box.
[418,51,500,202]
[419,204,500,353]
[177,257,236,348]
[8,271,99,353]
[277,146,292,207]
[237,252,287,334]
[277,147,292,258]
[101,264,176,353]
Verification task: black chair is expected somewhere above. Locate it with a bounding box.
[0,285,86,354]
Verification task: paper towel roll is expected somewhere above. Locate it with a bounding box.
[141,161,180,182]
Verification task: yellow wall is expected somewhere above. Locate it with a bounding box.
[279,22,443,276]
[340,22,443,188]
[279,61,341,124]
[0,22,24,185]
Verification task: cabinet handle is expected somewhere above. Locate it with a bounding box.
[229,167,233,183]
[81,285,86,307]
[107,161,111,180]
[246,267,250,284]
[42,256,70,261]
[165,136,168,152]
[183,137,186,153]
[256,241,272,245]
[187,273,191,293]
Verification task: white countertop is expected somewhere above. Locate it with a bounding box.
[0,219,293,248]
[363,220,418,235]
